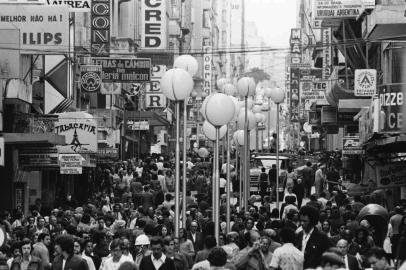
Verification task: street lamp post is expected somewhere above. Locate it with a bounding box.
[160,68,194,237]
[201,94,235,244]
[237,77,256,211]
[268,87,285,210]
[264,88,272,152]
[174,55,198,230]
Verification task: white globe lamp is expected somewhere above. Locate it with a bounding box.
[160,68,194,101]
[174,55,198,76]
[237,77,256,97]
[202,121,227,141]
[202,93,235,127]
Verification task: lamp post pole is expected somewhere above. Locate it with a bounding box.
[244,96,249,211]
[175,102,181,237]
[214,127,220,243]
[268,97,271,151]
[182,99,188,229]
[276,103,280,210]
[226,127,231,233]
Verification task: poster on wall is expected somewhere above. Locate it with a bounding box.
[0,5,69,53]
[376,162,406,188]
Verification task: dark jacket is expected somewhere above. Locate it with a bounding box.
[346,254,361,270]
[296,227,332,269]
[139,255,175,270]
[186,231,204,252]
[52,255,89,270]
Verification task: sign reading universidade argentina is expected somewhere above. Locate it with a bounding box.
[141,0,167,50]
[54,118,98,154]
[0,5,69,53]
[313,0,375,19]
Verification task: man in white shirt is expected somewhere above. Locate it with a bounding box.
[100,239,133,270]
[270,227,304,270]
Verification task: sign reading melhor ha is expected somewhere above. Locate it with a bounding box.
[0,5,69,53]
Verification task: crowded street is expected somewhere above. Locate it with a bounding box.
[1,0,406,270]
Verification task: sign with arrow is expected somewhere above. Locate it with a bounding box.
[355,69,376,96]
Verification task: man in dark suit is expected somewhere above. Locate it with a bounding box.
[52,234,89,270]
[296,205,332,269]
[186,221,204,252]
[337,239,361,270]
[139,237,175,270]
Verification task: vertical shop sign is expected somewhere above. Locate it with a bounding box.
[379,84,403,132]
[146,65,167,108]
[290,29,302,64]
[322,28,332,80]
[203,44,212,95]
[141,0,167,49]
[0,136,4,166]
[290,67,300,122]
[91,0,110,56]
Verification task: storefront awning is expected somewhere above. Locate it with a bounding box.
[367,24,406,40]
[3,133,65,145]
[364,133,406,153]
[126,111,170,126]
[338,99,371,112]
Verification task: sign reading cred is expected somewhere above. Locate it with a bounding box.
[91,58,152,83]
[141,0,167,50]
[91,0,110,56]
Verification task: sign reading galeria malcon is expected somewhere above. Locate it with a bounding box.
[54,112,97,154]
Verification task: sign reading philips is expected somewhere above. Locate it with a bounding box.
[141,0,167,50]
[91,0,110,56]
[0,5,69,53]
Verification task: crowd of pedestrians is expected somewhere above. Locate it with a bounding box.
[0,154,406,270]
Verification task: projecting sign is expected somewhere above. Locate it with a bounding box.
[313,0,375,19]
[355,69,376,96]
[146,65,167,108]
[91,0,110,56]
[80,65,102,92]
[0,5,69,53]
[127,121,149,131]
[290,28,302,64]
[91,58,151,83]
[342,136,363,155]
[46,0,91,11]
[203,45,212,95]
[0,136,4,166]
[322,28,332,80]
[59,154,83,174]
[141,0,167,50]
[378,84,403,132]
[19,147,59,167]
[54,118,98,154]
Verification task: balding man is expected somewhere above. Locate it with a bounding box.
[337,239,361,270]
[187,221,203,252]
